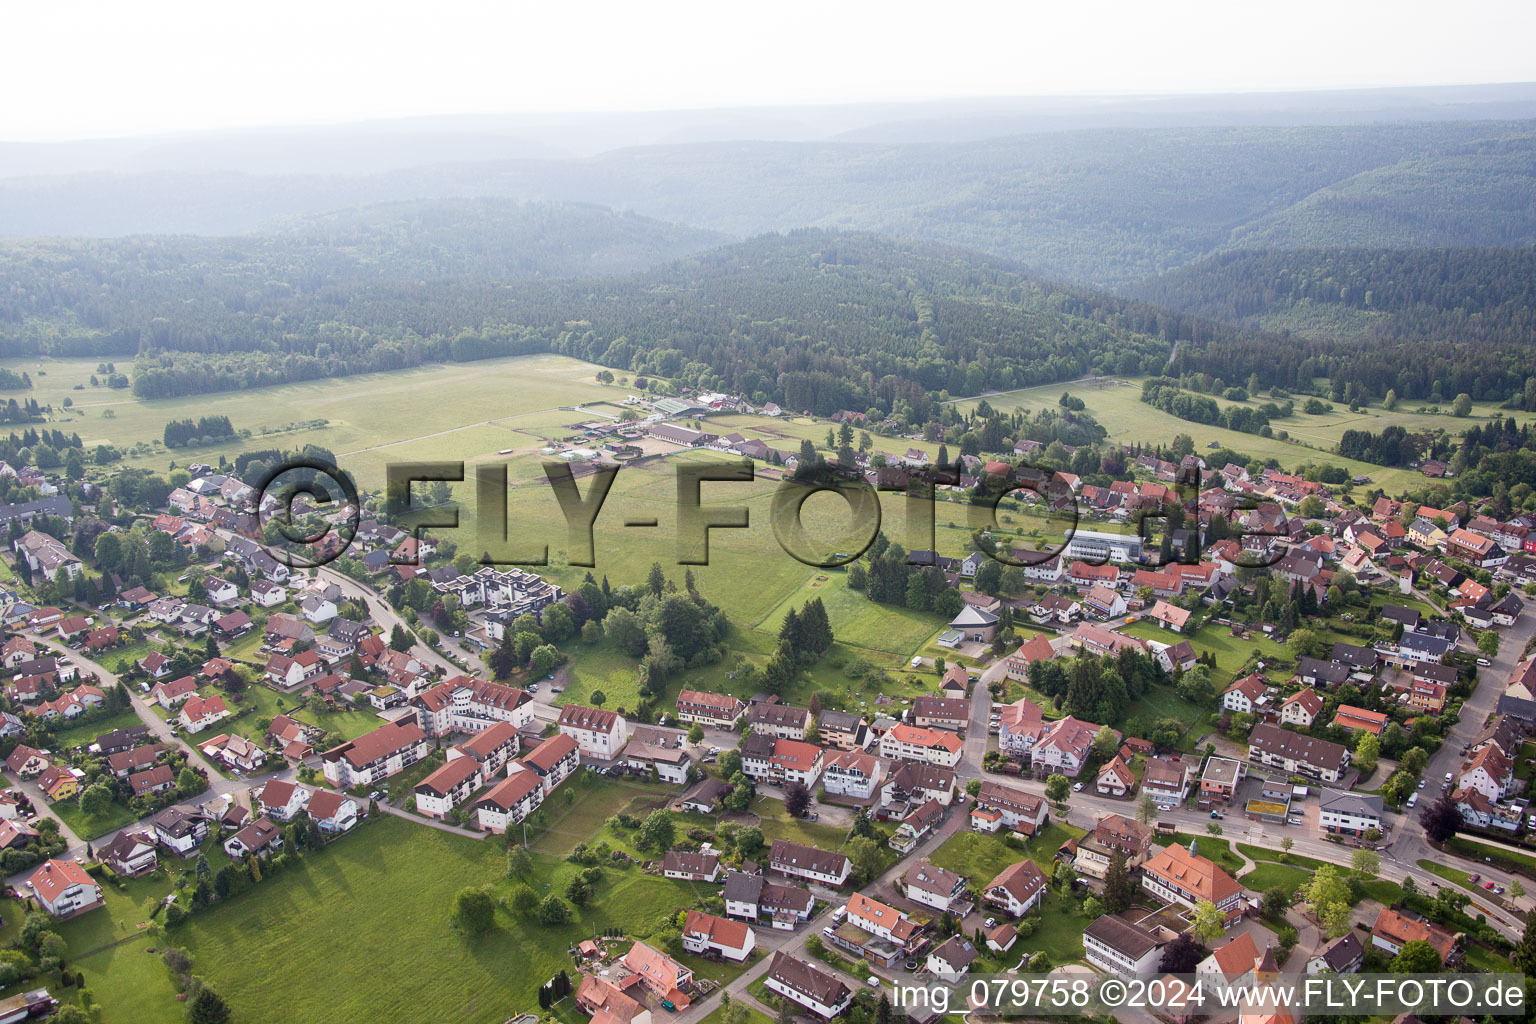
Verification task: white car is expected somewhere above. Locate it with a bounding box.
[1072,782,1083,792]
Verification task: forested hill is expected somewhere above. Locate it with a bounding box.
[0,223,1266,412]
[1129,247,1536,346]
[3,119,1534,288]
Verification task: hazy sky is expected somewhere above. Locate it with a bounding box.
[6,0,1534,141]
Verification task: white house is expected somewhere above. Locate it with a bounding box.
[982,860,1046,917]
[1084,915,1165,977]
[681,910,755,961]
[178,694,231,734]
[769,839,851,886]
[822,749,883,799]
[764,952,852,1019]
[557,704,629,761]
[320,720,431,789]
[28,859,103,918]
[903,862,967,914]
[926,936,979,981]
[413,757,485,819]
[878,724,963,768]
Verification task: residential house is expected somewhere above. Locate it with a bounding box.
[1200,757,1246,805]
[769,838,851,886]
[150,675,199,709]
[129,765,176,798]
[178,693,231,733]
[663,850,721,883]
[1280,689,1324,728]
[764,951,852,1019]
[1307,933,1365,976]
[1096,756,1136,797]
[740,734,824,787]
[902,862,967,914]
[890,798,945,853]
[816,710,869,752]
[475,771,545,833]
[320,719,431,789]
[1142,756,1195,807]
[512,733,580,794]
[1370,907,1461,963]
[878,724,963,768]
[620,941,692,1003]
[681,910,755,962]
[255,779,311,821]
[1221,674,1267,714]
[99,830,158,877]
[675,690,746,729]
[28,859,102,917]
[973,781,1048,836]
[722,869,815,927]
[821,749,883,799]
[1332,706,1388,736]
[744,700,812,740]
[1031,716,1111,778]
[1073,814,1154,880]
[1247,723,1351,783]
[413,757,486,819]
[306,789,360,834]
[996,697,1045,758]
[910,696,969,733]
[224,816,284,859]
[150,805,210,856]
[926,936,979,981]
[982,860,1047,917]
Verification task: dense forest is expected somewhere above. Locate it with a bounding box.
[3,120,1534,288]
[1132,246,1536,345]
[5,208,1536,417]
[0,222,1268,415]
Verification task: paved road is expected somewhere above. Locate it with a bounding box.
[5,636,308,882]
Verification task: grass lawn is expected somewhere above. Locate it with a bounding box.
[953,376,1488,496]
[528,774,679,856]
[66,813,738,1024]
[1417,858,1485,898]
[929,823,1084,885]
[750,571,942,659]
[699,1000,774,1024]
[748,795,855,851]
[52,798,142,841]
[1448,837,1536,877]
[1024,890,1088,965]
[48,708,147,752]
[1123,684,1212,750]
[1238,862,1313,894]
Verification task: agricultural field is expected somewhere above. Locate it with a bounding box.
[15,352,635,491]
[947,377,1522,496]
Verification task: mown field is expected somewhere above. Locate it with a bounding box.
[950,376,1532,496]
[10,352,630,491]
[60,812,750,1024]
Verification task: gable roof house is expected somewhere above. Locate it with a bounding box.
[982,860,1047,917]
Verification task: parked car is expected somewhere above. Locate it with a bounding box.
[1477,657,1492,667]
[1470,873,1481,883]
[1072,782,1083,792]
[1287,816,1303,826]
